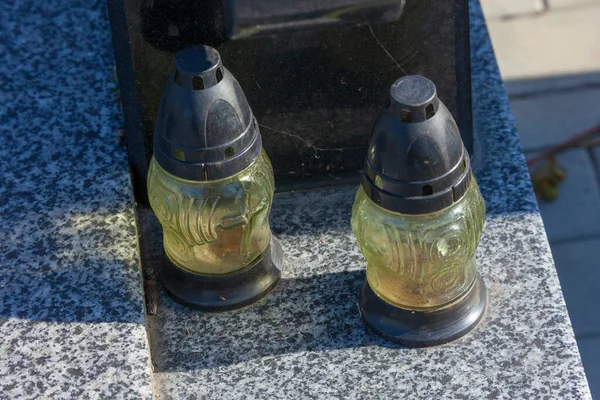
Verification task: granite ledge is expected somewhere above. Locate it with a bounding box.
[0,0,153,398]
[0,0,589,398]
[147,1,591,399]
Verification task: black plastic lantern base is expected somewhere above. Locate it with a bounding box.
[359,274,487,347]
[160,237,283,311]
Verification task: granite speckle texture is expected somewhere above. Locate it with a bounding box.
[0,0,152,398]
[149,1,592,398]
[0,0,590,398]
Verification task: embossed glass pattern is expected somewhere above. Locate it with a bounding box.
[351,179,486,310]
[148,150,275,275]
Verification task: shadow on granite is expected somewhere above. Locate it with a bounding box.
[150,269,394,372]
[147,186,396,372]
[1,259,145,324]
[0,203,145,325]
[505,70,600,98]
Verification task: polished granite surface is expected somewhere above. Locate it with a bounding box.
[149,1,591,398]
[0,0,152,398]
[120,0,470,187]
[0,0,591,398]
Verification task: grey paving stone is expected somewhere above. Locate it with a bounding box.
[533,149,600,242]
[506,73,600,97]
[549,0,600,9]
[511,87,600,151]
[481,0,544,18]
[551,238,600,336]
[486,7,600,96]
[576,336,600,399]
[593,146,600,166]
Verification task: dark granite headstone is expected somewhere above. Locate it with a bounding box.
[107,0,471,200]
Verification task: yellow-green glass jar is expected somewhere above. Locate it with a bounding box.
[352,179,486,310]
[355,75,487,346]
[148,150,274,275]
[148,45,282,310]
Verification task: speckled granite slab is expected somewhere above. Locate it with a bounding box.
[1,0,590,398]
[149,1,592,399]
[0,1,152,398]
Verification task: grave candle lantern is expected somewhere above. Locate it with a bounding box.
[352,75,487,346]
[148,45,283,310]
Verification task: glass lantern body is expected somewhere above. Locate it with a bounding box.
[148,150,275,275]
[351,179,486,310]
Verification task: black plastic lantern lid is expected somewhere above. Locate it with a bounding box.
[362,75,472,215]
[153,45,262,181]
